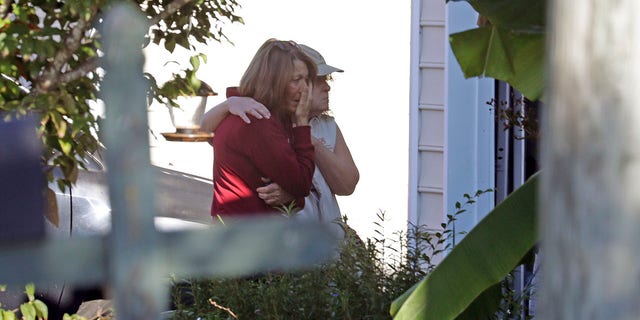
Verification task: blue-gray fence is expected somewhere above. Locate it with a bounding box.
[0,4,337,319]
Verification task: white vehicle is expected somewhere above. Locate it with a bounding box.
[2,140,213,317]
[1,74,214,317]
[48,146,213,238]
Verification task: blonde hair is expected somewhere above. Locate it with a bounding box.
[239,39,318,117]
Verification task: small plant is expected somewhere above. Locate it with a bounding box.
[487,95,539,140]
[274,200,301,218]
[147,54,215,108]
[494,251,538,320]
[0,283,49,320]
[0,284,106,320]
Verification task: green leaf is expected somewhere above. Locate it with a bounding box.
[177,32,191,49]
[19,303,36,320]
[51,112,68,138]
[25,283,35,301]
[45,187,59,227]
[466,0,545,31]
[59,138,73,155]
[450,26,545,101]
[448,0,546,101]
[33,300,48,319]
[2,310,17,320]
[455,282,502,319]
[391,172,539,319]
[189,55,201,70]
[164,35,176,52]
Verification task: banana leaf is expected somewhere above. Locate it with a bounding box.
[447,0,546,101]
[390,172,539,319]
[455,282,502,319]
[462,0,545,30]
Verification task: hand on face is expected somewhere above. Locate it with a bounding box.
[294,81,312,125]
[286,59,311,126]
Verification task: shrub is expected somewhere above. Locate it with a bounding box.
[168,207,469,320]
[0,284,49,320]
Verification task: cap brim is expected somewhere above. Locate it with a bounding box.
[317,64,344,76]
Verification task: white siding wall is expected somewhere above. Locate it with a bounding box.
[446,2,495,232]
[410,0,495,232]
[410,0,447,228]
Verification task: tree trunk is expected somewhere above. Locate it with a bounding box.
[541,1,640,319]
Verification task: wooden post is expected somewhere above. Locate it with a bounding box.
[100,4,166,318]
[540,0,640,318]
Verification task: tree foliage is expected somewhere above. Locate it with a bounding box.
[0,0,242,218]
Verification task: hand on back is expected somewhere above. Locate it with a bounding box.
[256,177,295,206]
[228,96,271,123]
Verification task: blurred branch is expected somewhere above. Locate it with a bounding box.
[148,0,192,25]
[35,3,100,93]
[59,57,100,83]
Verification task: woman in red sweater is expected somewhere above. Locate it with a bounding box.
[210,39,318,220]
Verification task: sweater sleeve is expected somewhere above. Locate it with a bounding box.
[244,118,315,200]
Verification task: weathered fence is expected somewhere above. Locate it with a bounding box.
[0,4,337,319]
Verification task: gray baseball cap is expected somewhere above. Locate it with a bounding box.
[299,44,344,76]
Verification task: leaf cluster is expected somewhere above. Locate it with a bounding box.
[0,0,242,224]
[487,96,540,141]
[147,53,216,109]
[1,0,105,192]
[0,284,48,320]
[447,0,546,101]
[144,0,243,53]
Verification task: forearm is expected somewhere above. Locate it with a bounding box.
[200,99,229,133]
[314,130,359,195]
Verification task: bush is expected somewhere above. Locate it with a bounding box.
[0,284,49,320]
[168,211,456,320]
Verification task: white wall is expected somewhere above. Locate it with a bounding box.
[145,0,411,240]
[445,1,496,232]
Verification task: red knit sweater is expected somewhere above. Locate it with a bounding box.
[211,113,315,218]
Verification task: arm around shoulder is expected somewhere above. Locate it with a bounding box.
[200,99,230,133]
[200,96,272,133]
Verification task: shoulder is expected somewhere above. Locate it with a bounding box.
[312,114,336,123]
[310,115,337,134]
[220,113,280,130]
[248,114,282,130]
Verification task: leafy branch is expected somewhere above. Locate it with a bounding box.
[0,0,243,225]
